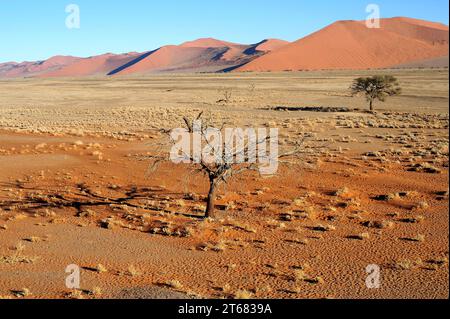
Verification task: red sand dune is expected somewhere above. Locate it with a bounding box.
[180,38,254,62]
[1,17,447,78]
[41,52,142,77]
[236,17,449,72]
[0,56,81,78]
[253,39,290,52]
[110,38,289,75]
[180,38,241,48]
[111,46,225,75]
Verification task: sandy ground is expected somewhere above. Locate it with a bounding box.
[0,70,448,299]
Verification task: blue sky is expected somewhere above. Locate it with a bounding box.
[1,0,448,62]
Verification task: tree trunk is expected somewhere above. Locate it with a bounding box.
[369,99,374,112]
[205,180,217,218]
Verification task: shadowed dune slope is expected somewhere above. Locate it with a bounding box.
[110,38,290,75]
[40,53,143,77]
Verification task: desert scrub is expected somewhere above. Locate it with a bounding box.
[24,236,42,243]
[405,234,426,242]
[11,288,31,298]
[166,280,183,290]
[373,193,399,201]
[362,220,394,229]
[126,265,142,277]
[65,289,84,299]
[331,187,350,197]
[348,233,370,240]
[287,238,309,245]
[87,287,102,297]
[394,259,423,270]
[311,224,336,232]
[305,276,325,285]
[225,220,257,233]
[0,242,37,264]
[400,215,425,224]
[412,201,429,210]
[95,264,108,273]
[233,290,253,299]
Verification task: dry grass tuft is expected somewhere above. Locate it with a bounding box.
[311,224,336,232]
[400,215,425,224]
[11,288,31,298]
[394,259,423,270]
[0,242,37,264]
[362,220,394,229]
[166,280,183,290]
[126,265,142,277]
[24,236,41,243]
[88,287,102,297]
[65,289,84,299]
[348,232,370,240]
[234,289,253,299]
[407,234,426,242]
[95,264,108,273]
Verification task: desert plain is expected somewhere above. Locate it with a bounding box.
[0,69,448,299]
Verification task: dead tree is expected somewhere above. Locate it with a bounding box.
[148,112,309,219]
[216,88,233,104]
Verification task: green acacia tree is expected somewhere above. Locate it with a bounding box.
[351,75,402,112]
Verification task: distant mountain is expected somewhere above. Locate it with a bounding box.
[235,17,449,72]
[0,56,81,78]
[0,38,289,78]
[0,17,447,78]
[40,52,143,77]
[112,38,291,75]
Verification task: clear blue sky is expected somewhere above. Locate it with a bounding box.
[1,0,448,63]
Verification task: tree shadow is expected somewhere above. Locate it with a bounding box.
[0,181,205,220]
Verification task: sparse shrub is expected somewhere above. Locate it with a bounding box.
[12,288,31,298]
[306,276,324,285]
[332,187,349,196]
[167,280,183,290]
[362,220,394,229]
[400,216,425,224]
[234,289,253,299]
[95,264,108,273]
[311,224,336,232]
[65,289,84,299]
[126,265,142,276]
[409,234,426,242]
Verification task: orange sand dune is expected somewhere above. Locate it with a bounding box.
[0,56,81,78]
[112,45,238,75]
[253,39,290,52]
[180,38,254,62]
[180,37,241,48]
[41,53,142,77]
[111,38,290,75]
[236,17,449,72]
[1,16,446,78]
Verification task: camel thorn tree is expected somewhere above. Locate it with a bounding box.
[350,75,402,112]
[147,112,309,219]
